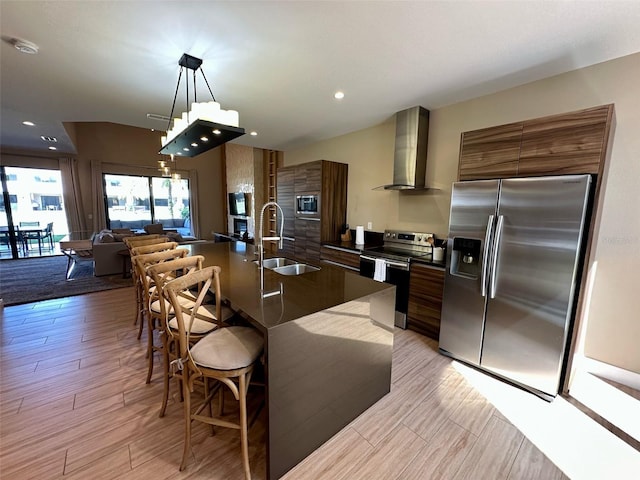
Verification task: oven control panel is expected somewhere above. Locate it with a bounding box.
[384,230,434,247]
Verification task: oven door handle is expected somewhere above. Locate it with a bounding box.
[360,255,409,270]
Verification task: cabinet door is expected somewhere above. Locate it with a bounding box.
[281,238,295,259]
[407,263,445,340]
[518,105,612,176]
[304,219,321,263]
[295,161,322,192]
[320,246,360,271]
[294,218,306,260]
[277,167,295,239]
[458,123,522,180]
[294,218,321,263]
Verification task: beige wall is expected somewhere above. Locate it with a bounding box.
[1,122,227,240]
[286,52,640,374]
[74,122,226,240]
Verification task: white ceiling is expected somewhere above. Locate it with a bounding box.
[2,1,640,155]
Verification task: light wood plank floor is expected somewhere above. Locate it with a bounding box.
[1,287,570,479]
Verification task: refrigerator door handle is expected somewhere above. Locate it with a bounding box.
[489,215,505,299]
[481,215,495,298]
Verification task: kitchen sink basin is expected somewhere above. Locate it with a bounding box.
[272,263,321,276]
[254,257,297,269]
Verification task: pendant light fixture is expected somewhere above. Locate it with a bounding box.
[158,154,180,180]
[159,53,245,157]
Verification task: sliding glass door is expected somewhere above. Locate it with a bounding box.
[103,174,191,234]
[1,166,69,259]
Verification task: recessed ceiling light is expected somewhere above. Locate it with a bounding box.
[200,136,209,142]
[191,142,198,147]
[22,121,35,126]
[213,129,221,135]
[48,146,57,151]
[334,91,345,100]
[250,131,258,136]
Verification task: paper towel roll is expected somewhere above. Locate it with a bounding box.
[355,226,365,245]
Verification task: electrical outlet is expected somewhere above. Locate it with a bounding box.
[367,222,373,230]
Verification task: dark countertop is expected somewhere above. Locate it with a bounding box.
[186,241,394,330]
[411,255,446,269]
[322,240,368,253]
[323,239,447,269]
[323,229,384,253]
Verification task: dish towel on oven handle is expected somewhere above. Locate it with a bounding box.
[373,258,386,282]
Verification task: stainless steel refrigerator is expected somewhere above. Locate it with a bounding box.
[439,174,593,400]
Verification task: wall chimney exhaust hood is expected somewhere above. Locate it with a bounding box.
[376,106,431,190]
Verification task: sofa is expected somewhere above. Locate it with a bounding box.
[92,226,198,276]
[108,218,192,237]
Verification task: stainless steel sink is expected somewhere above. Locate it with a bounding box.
[254,257,297,269]
[272,263,321,275]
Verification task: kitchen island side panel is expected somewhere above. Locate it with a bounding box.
[267,287,395,480]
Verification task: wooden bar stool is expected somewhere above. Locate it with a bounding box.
[165,266,263,479]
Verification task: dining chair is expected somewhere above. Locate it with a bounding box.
[147,254,235,417]
[18,221,41,253]
[164,266,263,478]
[37,222,54,250]
[131,248,189,384]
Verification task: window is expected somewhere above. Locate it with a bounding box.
[103,174,191,234]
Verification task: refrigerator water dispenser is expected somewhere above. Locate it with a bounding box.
[450,237,482,278]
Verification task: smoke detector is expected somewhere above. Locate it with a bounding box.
[11,38,39,54]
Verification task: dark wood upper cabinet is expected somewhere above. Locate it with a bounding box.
[458,122,522,180]
[457,104,614,181]
[518,105,613,176]
[295,161,322,192]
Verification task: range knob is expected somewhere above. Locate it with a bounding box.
[417,236,422,241]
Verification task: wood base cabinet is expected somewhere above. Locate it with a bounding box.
[407,263,445,340]
[320,245,360,271]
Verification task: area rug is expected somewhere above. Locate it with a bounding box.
[0,255,133,306]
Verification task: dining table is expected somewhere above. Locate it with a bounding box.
[0,225,49,255]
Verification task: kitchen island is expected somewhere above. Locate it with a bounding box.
[186,241,396,479]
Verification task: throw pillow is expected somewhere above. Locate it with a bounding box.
[166,231,184,243]
[97,232,114,243]
[144,223,164,234]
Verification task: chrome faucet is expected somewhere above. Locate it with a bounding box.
[258,201,285,291]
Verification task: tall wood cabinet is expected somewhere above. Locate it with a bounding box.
[457,104,614,181]
[275,165,296,258]
[276,160,348,264]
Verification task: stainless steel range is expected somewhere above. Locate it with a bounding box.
[359,229,434,328]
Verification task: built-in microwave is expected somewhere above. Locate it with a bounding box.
[296,194,319,215]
